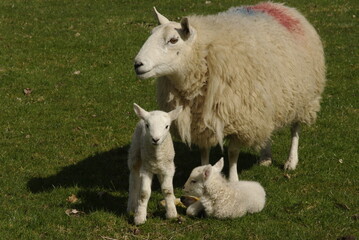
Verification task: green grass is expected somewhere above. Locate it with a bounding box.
[0,0,358,239]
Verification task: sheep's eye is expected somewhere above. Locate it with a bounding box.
[165,125,169,129]
[145,123,149,128]
[191,180,197,184]
[168,37,178,44]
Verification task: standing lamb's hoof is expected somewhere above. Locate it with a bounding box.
[134,214,146,225]
[259,159,272,167]
[284,159,297,171]
[166,210,177,219]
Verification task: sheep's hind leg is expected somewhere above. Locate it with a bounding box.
[200,147,210,165]
[158,173,177,219]
[134,171,153,225]
[284,123,301,170]
[228,139,240,182]
[259,141,272,166]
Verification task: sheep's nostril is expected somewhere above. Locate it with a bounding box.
[152,138,159,143]
[134,61,143,70]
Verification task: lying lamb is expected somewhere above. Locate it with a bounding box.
[183,158,266,218]
[127,103,182,225]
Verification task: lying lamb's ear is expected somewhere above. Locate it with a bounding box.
[203,165,212,180]
[168,105,183,121]
[153,7,170,25]
[213,157,224,172]
[180,18,194,40]
[133,103,150,120]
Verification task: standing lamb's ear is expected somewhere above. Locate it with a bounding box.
[153,7,170,25]
[213,157,224,172]
[168,106,183,121]
[203,165,212,180]
[133,103,150,120]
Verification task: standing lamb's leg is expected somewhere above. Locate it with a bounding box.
[259,141,272,166]
[228,140,240,182]
[134,171,153,225]
[200,147,210,165]
[127,168,140,213]
[284,123,301,170]
[158,173,177,219]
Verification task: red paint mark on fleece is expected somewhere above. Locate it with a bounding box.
[249,3,302,34]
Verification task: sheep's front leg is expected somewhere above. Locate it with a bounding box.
[134,171,153,225]
[284,123,300,170]
[127,168,140,214]
[228,140,240,182]
[259,141,272,167]
[200,147,210,165]
[158,173,177,219]
[186,200,204,217]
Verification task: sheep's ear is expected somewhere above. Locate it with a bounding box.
[213,157,224,172]
[180,18,194,40]
[153,7,170,25]
[168,106,183,121]
[133,103,150,120]
[203,165,212,180]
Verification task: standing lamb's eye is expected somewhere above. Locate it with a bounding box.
[165,125,169,129]
[146,123,149,129]
[168,37,178,44]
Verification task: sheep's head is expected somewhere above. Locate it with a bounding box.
[133,103,182,145]
[183,158,224,197]
[134,7,197,79]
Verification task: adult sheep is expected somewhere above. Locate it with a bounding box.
[134,2,326,181]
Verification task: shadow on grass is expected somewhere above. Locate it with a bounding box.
[27,142,259,216]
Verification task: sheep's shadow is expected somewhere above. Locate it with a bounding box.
[27,142,259,216]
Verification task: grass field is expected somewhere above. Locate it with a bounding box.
[0,0,358,239]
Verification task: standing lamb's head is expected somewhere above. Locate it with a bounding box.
[134,7,197,79]
[133,103,182,145]
[183,158,224,197]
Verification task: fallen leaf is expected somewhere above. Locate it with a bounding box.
[73,70,81,75]
[132,228,140,235]
[65,209,84,217]
[23,88,32,96]
[66,194,78,203]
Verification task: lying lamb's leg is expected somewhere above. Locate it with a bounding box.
[158,173,177,219]
[259,141,272,166]
[228,140,240,182]
[284,123,301,170]
[200,147,210,165]
[186,200,204,217]
[134,171,153,225]
[127,168,140,214]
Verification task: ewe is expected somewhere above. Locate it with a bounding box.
[183,158,266,219]
[127,103,182,225]
[134,3,326,181]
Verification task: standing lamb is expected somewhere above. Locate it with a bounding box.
[134,2,326,181]
[183,157,266,218]
[127,103,182,225]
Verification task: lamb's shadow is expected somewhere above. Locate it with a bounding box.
[27,142,259,216]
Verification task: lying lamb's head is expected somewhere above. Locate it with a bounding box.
[133,103,182,145]
[134,7,197,79]
[183,158,224,197]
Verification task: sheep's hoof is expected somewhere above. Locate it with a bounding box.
[166,211,178,219]
[284,161,297,171]
[259,159,272,167]
[134,214,146,225]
